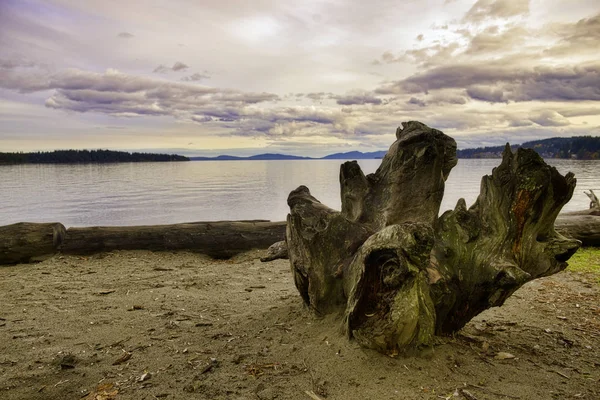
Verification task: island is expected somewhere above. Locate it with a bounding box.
[0,149,189,165]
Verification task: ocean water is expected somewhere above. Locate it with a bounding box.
[0,159,598,227]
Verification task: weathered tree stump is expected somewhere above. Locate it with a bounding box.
[286,121,581,355]
[0,222,66,265]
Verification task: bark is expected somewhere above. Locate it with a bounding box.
[60,221,286,259]
[0,222,66,265]
[286,121,581,355]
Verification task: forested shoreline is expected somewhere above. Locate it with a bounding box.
[457,136,600,159]
[0,149,189,165]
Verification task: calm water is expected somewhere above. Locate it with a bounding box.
[1,159,599,227]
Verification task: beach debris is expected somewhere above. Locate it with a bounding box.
[200,357,219,374]
[129,305,144,311]
[82,383,119,400]
[458,388,479,400]
[494,352,515,360]
[112,350,132,365]
[95,289,115,295]
[245,362,280,377]
[53,353,77,369]
[481,341,489,353]
[305,390,325,400]
[553,370,570,379]
[138,371,152,382]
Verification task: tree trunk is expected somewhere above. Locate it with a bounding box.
[0,222,66,265]
[60,221,286,259]
[286,121,581,355]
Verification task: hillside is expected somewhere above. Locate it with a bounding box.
[0,150,189,165]
[458,136,600,159]
[190,151,385,161]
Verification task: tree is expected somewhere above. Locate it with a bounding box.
[285,121,580,355]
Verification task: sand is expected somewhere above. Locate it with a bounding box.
[0,250,598,400]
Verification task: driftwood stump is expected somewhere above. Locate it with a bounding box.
[286,121,581,355]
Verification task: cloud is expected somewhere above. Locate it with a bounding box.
[117,32,134,39]
[376,62,600,102]
[153,62,189,73]
[466,85,505,102]
[334,91,382,105]
[172,61,189,71]
[407,97,426,107]
[465,26,529,55]
[153,64,170,74]
[463,0,530,23]
[543,13,600,57]
[181,72,210,82]
[304,92,336,102]
[529,110,570,127]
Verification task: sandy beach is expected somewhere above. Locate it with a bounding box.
[0,250,598,400]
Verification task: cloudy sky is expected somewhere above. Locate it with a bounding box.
[1,0,599,156]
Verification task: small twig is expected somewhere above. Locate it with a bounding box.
[553,370,570,379]
[305,390,325,400]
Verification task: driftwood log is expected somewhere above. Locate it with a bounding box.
[60,220,286,259]
[0,220,286,265]
[0,222,66,264]
[286,121,581,355]
[555,191,600,246]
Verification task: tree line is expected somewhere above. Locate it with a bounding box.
[0,149,189,165]
[457,136,600,159]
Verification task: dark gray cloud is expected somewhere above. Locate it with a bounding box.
[117,32,134,39]
[376,63,600,102]
[466,85,506,102]
[463,0,530,23]
[407,97,426,107]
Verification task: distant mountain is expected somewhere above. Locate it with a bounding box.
[457,136,600,159]
[322,150,387,159]
[190,153,311,161]
[0,149,189,165]
[190,151,386,161]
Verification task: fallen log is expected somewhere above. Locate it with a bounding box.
[60,220,287,259]
[286,121,581,355]
[555,215,600,247]
[0,222,66,265]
